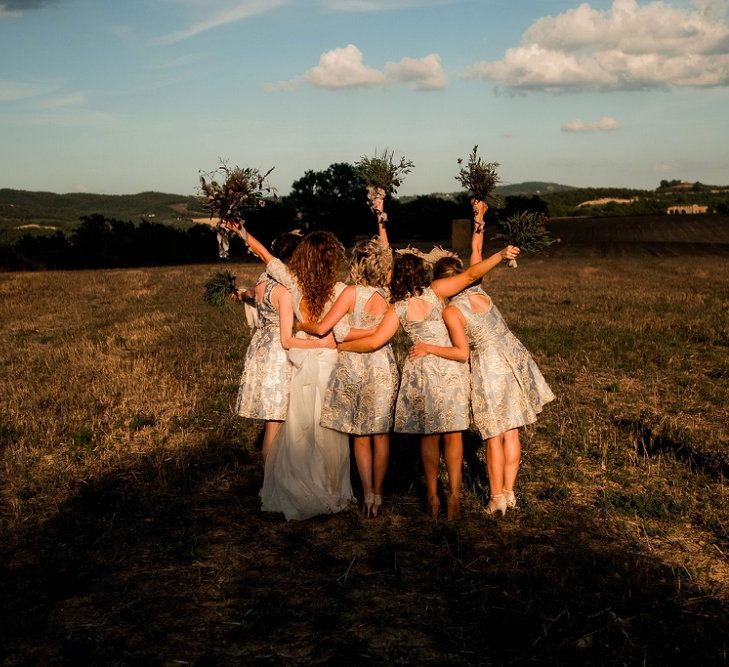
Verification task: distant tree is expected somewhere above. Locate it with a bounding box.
[388,194,465,241]
[498,195,549,220]
[14,230,71,269]
[286,163,370,243]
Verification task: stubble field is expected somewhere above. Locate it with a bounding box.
[1,216,728,664]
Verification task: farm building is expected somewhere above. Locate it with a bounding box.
[667,204,709,215]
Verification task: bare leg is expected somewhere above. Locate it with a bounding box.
[502,428,522,507]
[485,434,505,497]
[421,434,441,519]
[443,431,463,520]
[262,420,282,464]
[372,433,389,495]
[354,435,374,516]
[485,434,507,516]
[353,435,374,495]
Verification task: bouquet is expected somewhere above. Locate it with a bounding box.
[199,161,276,258]
[493,212,559,267]
[456,145,500,204]
[203,270,238,308]
[355,149,414,224]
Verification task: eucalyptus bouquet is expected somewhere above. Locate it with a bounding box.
[494,212,559,267]
[355,149,414,224]
[199,162,275,258]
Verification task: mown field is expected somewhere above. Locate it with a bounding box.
[1,218,728,664]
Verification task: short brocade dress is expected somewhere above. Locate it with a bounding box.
[393,287,470,434]
[320,285,400,435]
[235,276,290,421]
[450,286,554,440]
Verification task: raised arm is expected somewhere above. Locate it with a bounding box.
[276,287,334,350]
[298,286,355,337]
[432,246,519,300]
[470,199,487,266]
[223,223,275,265]
[337,307,399,353]
[408,306,469,363]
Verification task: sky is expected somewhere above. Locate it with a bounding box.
[1,0,728,196]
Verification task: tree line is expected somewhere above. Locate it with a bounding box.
[1,162,553,271]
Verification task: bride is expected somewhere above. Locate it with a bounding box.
[227,225,353,520]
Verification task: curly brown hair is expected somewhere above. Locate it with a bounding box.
[432,256,463,280]
[287,231,345,321]
[271,231,302,264]
[347,237,392,287]
[389,253,431,303]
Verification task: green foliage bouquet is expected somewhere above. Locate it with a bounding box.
[199,162,276,258]
[202,270,238,307]
[355,149,414,224]
[456,145,500,203]
[494,211,559,267]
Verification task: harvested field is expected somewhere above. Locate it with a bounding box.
[1,217,728,663]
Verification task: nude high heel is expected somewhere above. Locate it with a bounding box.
[485,493,507,517]
[372,494,382,517]
[363,492,375,518]
[503,489,517,510]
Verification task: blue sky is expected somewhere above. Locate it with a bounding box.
[1,0,728,195]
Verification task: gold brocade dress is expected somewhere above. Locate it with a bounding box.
[393,287,470,434]
[320,285,400,435]
[235,276,290,421]
[450,286,554,440]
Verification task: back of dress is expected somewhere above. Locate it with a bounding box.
[394,287,451,346]
[393,287,470,434]
[451,285,554,440]
[320,285,399,436]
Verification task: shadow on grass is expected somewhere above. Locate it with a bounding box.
[1,431,728,664]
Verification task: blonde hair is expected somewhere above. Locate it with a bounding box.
[347,237,393,287]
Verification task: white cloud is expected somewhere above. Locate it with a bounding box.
[264,78,300,93]
[0,79,57,102]
[466,0,729,92]
[156,0,286,44]
[38,92,86,109]
[321,0,452,11]
[305,44,386,88]
[268,44,447,91]
[654,163,674,172]
[562,116,620,132]
[384,53,447,90]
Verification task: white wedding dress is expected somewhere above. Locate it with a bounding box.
[260,260,353,520]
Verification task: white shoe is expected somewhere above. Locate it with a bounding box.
[503,489,517,510]
[485,493,507,516]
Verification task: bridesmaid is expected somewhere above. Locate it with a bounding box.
[425,200,554,515]
[298,233,399,517]
[338,244,519,521]
[235,232,302,463]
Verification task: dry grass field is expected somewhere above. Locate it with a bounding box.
[1,216,728,664]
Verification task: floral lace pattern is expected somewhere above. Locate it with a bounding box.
[450,286,555,440]
[236,278,290,420]
[393,287,470,434]
[320,286,400,435]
